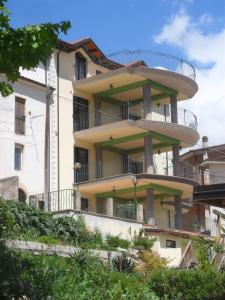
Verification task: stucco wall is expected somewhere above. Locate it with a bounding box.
[0,80,46,199]
[0,176,19,200]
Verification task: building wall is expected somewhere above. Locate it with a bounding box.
[0,176,19,200]
[0,80,46,200]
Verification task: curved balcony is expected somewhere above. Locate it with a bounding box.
[74,156,198,184]
[73,101,198,132]
[97,50,196,81]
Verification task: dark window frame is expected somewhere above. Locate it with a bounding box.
[15,96,26,135]
[166,240,176,248]
[14,144,23,171]
[75,52,87,80]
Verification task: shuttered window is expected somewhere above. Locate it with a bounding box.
[15,97,25,135]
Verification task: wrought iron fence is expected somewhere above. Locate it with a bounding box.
[29,189,139,222]
[73,100,198,132]
[97,49,196,80]
[182,217,218,236]
[114,202,137,220]
[29,189,76,212]
[74,155,198,184]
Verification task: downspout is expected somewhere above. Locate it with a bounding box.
[57,51,61,196]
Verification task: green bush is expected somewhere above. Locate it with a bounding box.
[133,235,155,251]
[112,253,135,273]
[148,268,225,300]
[105,234,130,250]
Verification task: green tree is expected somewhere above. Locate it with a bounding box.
[0,0,71,97]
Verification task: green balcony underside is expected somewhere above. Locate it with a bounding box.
[95,131,180,148]
[93,79,177,98]
[96,182,182,198]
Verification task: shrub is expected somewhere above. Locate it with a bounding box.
[112,253,135,273]
[37,235,62,245]
[105,234,130,250]
[133,235,156,251]
[136,250,168,273]
[148,268,225,300]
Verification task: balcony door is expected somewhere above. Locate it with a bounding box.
[74,147,88,182]
[73,97,89,131]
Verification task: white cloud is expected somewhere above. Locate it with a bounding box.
[154,11,225,146]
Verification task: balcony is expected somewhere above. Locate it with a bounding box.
[96,50,196,81]
[73,100,198,133]
[29,189,219,237]
[74,156,198,184]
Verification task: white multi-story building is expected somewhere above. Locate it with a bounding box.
[0,72,46,202]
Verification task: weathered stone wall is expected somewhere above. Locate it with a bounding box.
[0,176,19,200]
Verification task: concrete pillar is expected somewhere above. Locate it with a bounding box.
[94,96,101,126]
[175,195,182,229]
[144,135,154,174]
[136,203,144,222]
[170,94,178,123]
[95,146,102,179]
[143,83,154,174]
[143,83,152,120]
[75,189,81,211]
[146,188,155,225]
[106,197,114,217]
[172,144,180,176]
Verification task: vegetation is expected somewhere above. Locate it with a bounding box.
[133,229,156,251]
[1,200,225,299]
[148,268,225,300]
[0,0,71,97]
[105,234,130,250]
[136,250,169,274]
[112,253,135,273]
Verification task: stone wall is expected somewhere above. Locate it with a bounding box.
[0,176,19,200]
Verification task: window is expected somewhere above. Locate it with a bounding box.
[96,70,102,75]
[14,144,23,171]
[15,97,25,134]
[166,240,176,248]
[75,52,87,80]
[73,97,89,131]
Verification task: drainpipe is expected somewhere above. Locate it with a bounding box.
[57,51,61,196]
[44,57,54,212]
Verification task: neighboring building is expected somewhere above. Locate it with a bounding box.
[181,139,225,235]
[0,75,46,202]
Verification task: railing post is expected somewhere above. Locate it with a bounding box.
[75,188,81,211]
[136,203,144,222]
[106,197,114,217]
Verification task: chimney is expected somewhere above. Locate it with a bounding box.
[202,136,208,161]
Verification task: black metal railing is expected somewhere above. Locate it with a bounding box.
[97,49,196,81]
[73,101,198,132]
[182,217,219,236]
[74,155,198,184]
[29,189,138,221]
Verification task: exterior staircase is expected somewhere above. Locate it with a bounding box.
[210,237,225,271]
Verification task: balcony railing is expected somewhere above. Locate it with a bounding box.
[74,155,198,183]
[73,101,198,132]
[29,189,137,221]
[183,217,219,237]
[29,189,218,237]
[97,50,196,81]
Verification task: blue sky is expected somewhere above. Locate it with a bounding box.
[6,0,225,57]
[6,0,225,145]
